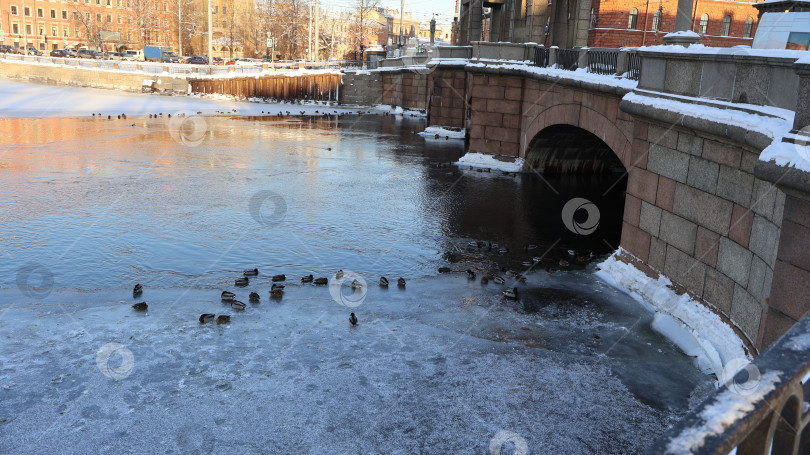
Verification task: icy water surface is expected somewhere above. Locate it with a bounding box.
[0,115,713,454]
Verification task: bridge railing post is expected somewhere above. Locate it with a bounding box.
[616,49,630,77]
[548,46,558,67]
[577,48,588,70]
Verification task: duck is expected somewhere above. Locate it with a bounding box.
[249,292,260,302]
[576,255,591,263]
[351,279,363,290]
[397,277,406,287]
[567,249,576,257]
[216,315,230,324]
[485,271,495,279]
[438,267,451,273]
[480,277,489,284]
[243,268,259,276]
[503,287,519,300]
[466,269,476,280]
[199,313,215,323]
[301,274,314,283]
[271,283,285,290]
[271,274,286,282]
[379,277,389,287]
[493,276,505,285]
[559,259,570,267]
[335,270,344,280]
[498,247,509,254]
[349,312,358,326]
[132,302,148,311]
[221,291,235,301]
[133,283,143,297]
[231,301,246,310]
[235,277,249,287]
[314,277,328,285]
[524,244,538,251]
[521,261,533,267]
[532,257,543,263]
[515,274,527,283]
[270,288,283,299]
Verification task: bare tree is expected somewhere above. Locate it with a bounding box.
[70,4,103,49]
[352,0,382,59]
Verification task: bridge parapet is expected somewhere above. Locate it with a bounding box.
[645,312,810,454]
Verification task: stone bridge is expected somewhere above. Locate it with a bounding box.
[341,44,810,357]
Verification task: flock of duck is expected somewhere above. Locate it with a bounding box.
[128,269,408,327]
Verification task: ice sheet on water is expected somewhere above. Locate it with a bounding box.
[0,274,700,454]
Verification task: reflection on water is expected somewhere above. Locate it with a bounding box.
[0,114,710,454]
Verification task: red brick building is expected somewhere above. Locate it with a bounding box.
[0,0,175,52]
[588,0,760,48]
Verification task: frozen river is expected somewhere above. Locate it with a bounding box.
[0,112,713,454]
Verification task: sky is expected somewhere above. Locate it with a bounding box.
[322,0,457,25]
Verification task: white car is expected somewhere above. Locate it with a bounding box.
[122,50,144,61]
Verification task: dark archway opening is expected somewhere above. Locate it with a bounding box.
[526,124,626,174]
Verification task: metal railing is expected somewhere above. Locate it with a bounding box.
[534,46,550,67]
[627,51,641,80]
[587,49,618,75]
[555,48,579,70]
[645,313,810,454]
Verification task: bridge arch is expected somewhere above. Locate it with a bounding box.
[521,103,633,171]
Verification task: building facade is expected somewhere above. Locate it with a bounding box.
[0,0,175,52]
[457,0,763,48]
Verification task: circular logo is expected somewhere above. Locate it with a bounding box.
[249,190,288,227]
[168,111,208,147]
[561,197,600,235]
[16,262,54,299]
[96,342,135,380]
[720,358,761,396]
[489,430,528,455]
[328,270,367,308]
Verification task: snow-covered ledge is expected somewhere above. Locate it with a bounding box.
[596,249,750,379]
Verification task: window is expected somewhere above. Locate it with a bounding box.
[96,13,102,22]
[222,6,226,14]
[652,9,661,32]
[744,17,753,38]
[116,0,120,5]
[163,18,168,27]
[37,7,43,17]
[722,15,731,36]
[85,12,90,21]
[127,31,131,40]
[117,14,122,24]
[12,24,19,34]
[699,14,709,34]
[62,10,68,19]
[786,32,810,50]
[10,5,17,15]
[106,14,111,22]
[163,2,167,11]
[24,6,30,16]
[63,26,69,37]
[51,26,57,36]
[25,24,31,34]
[628,8,638,29]
[50,9,56,18]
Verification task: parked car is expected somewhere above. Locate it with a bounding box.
[50,49,68,57]
[104,51,124,60]
[163,51,180,63]
[186,56,208,64]
[26,47,42,56]
[63,48,77,58]
[77,49,98,59]
[122,50,143,61]
[0,44,15,54]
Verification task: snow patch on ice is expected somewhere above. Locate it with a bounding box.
[456,152,525,172]
[665,371,781,454]
[418,125,465,139]
[596,250,749,378]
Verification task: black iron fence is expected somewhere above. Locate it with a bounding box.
[555,48,580,70]
[534,47,550,68]
[587,49,618,75]
[627,51,641,80]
